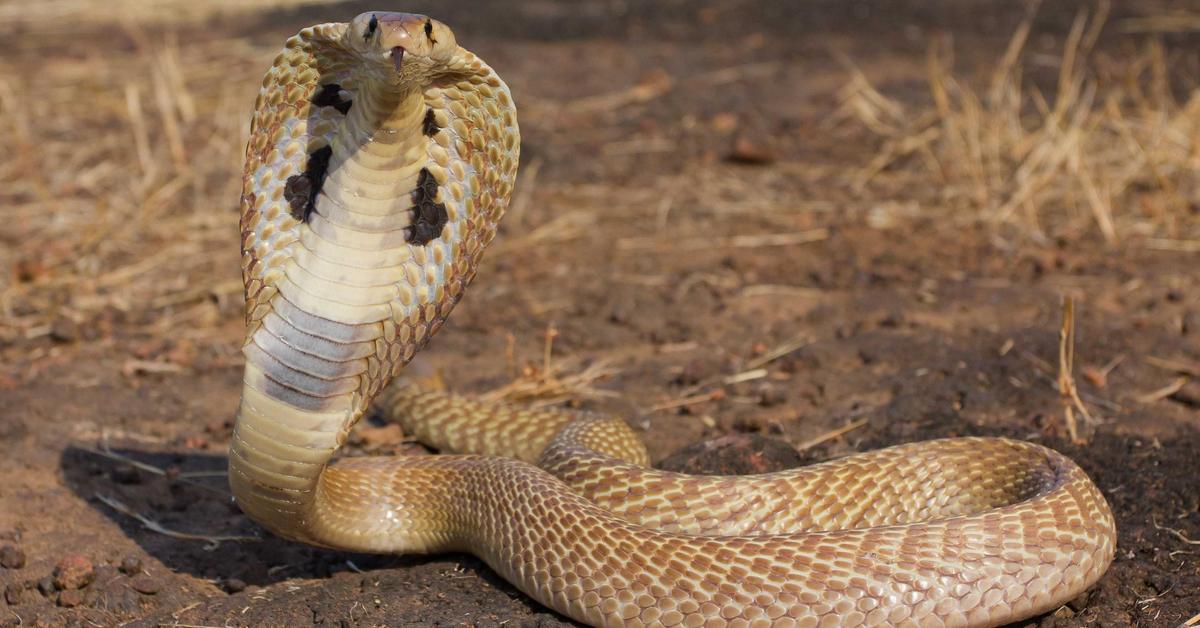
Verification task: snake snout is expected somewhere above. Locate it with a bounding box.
[352,11,456,66]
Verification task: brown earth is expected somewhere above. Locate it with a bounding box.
[1,1,1198,627]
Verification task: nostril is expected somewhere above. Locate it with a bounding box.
[390,46,405,72]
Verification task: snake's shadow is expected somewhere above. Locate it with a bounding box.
[58,445,560,619]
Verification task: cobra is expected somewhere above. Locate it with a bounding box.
[231,12,1116,627]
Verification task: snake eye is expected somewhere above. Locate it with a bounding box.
[424,19,435,42]
[364,14,378,41]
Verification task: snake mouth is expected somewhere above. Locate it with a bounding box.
[390,46,405,72]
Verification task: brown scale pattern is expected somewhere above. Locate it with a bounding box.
[356,60,520,414]
[231,12,1116,628]
[239,22,360,342]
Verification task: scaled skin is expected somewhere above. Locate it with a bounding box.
[231,12,1116,627]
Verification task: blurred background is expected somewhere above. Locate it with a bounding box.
[0,1,1197,626]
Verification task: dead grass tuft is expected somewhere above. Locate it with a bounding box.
[838,1,1200,244]
[1057,296,1095,444]
[479,324,623,409]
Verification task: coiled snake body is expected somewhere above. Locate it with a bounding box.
[231,13,1115,627]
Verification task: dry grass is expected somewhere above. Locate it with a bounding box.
[838,1,1200,244]
[4,1,1199,361]
[1056,296,1094,444]
[479,324,623,408]
[0,0,340,31]
[0,18,278,349]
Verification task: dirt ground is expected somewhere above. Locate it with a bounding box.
[1,1,1199,626]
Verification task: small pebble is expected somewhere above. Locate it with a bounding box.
[1182,310,1198,336]
[57,589,84,608]
[756,384,786,407]
[37,577,55,597]
[53,554,94,590]
[129,574,161,595]
[224,578,247,593]
[725,134,776,165]
[49,317,79,343]
[0,545,25,569]
[3,583,30,605]
[93,564,117,583]
[119,555,142,575]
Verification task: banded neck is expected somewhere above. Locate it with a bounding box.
[339,79,426,156]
